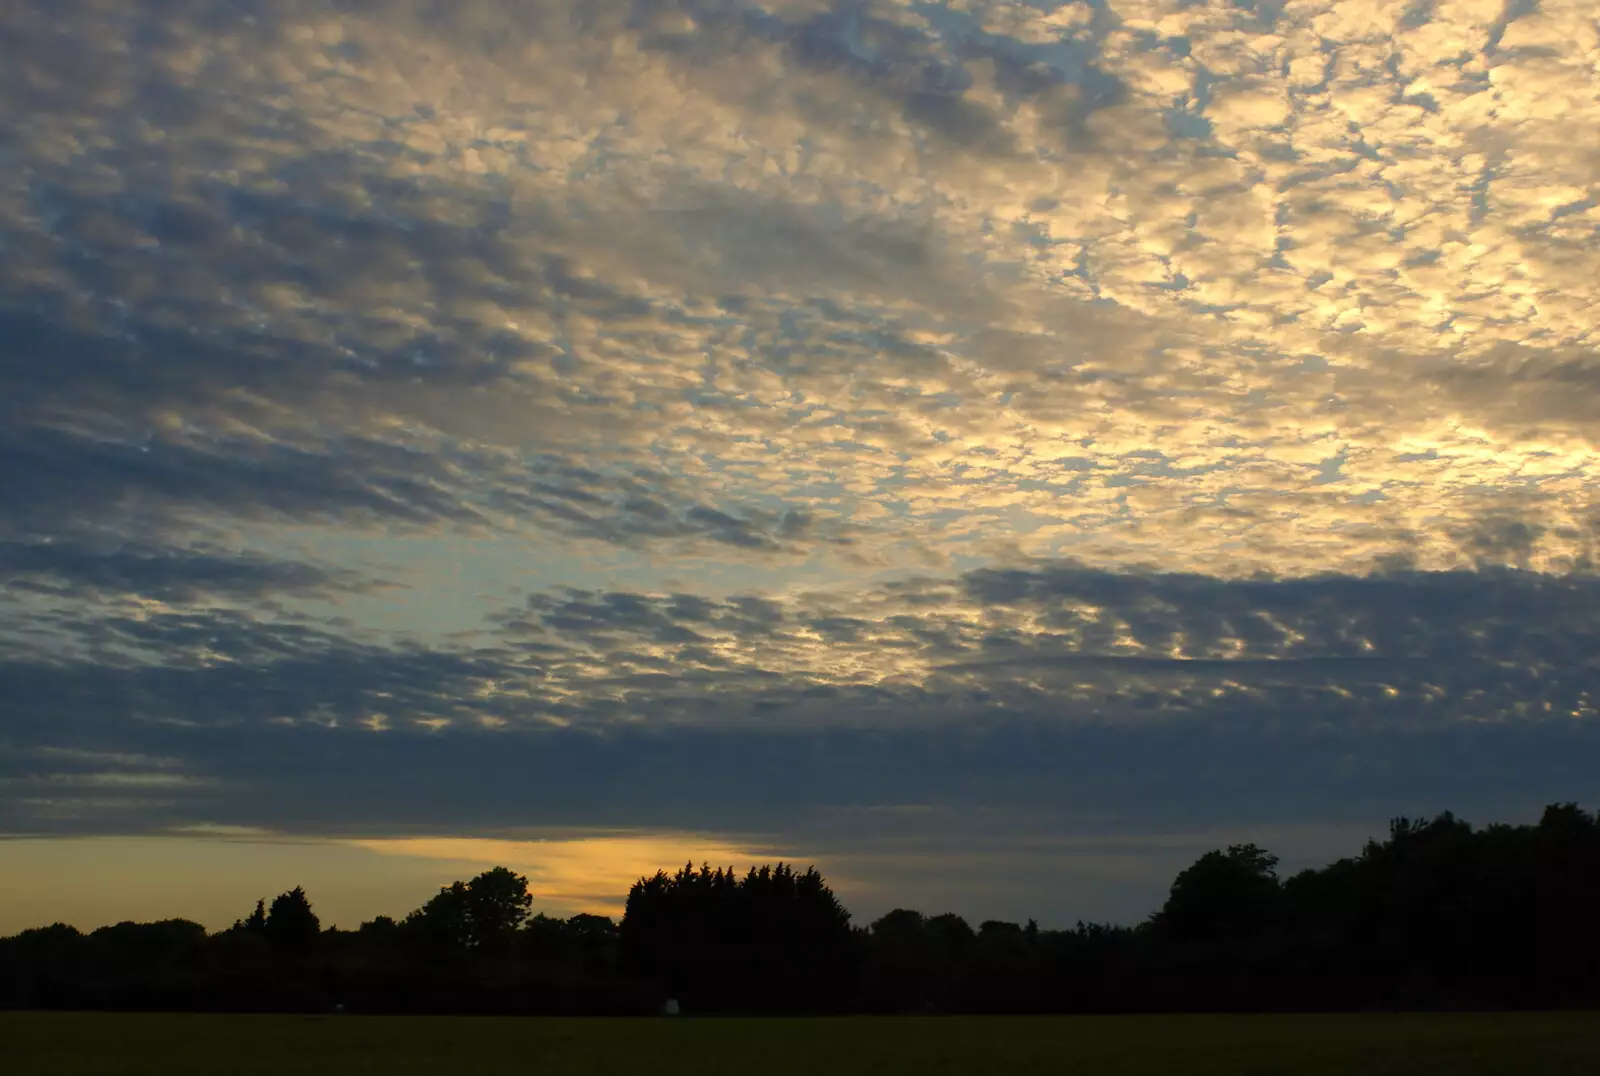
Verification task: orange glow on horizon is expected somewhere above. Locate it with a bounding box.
[345,833,815,917]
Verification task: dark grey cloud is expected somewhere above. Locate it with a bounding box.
[627,0,1127,158]
[487,566,1600,734]
[485,461,850,554]
[0,116,861,564]
[4,563,1598,847]
[0,611,504,748]
[0,254,835,556]
[5,678,1596,868]
[0,539,371,604]
[0,419,487,538]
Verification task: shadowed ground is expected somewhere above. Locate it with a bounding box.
[5,1012,1599,1075]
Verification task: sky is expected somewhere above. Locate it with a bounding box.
[2,0,1599,934]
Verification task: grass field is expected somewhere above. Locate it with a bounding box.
[5,1011,1599,1075]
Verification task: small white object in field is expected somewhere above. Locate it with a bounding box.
[662,998,681,1016]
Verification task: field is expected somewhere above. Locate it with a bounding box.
[5,1011,1599,1075]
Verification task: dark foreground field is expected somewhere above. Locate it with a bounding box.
[6,1011,1599,1075]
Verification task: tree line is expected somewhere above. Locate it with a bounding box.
[4,803,1598,1014]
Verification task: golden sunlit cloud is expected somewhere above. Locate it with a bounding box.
[3,0,1599,930]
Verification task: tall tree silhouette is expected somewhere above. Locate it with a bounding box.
[405,882,473,952]
[465,867,533,954]
[620,862,852,1012]
[1156,843,1282,945]
[262,887,320,952]
[235,899,267,934]
[404,868,532,954]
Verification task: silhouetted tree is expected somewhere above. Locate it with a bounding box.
[861,909,947,1012]
[90,920,207,966]
[967,920,1044,1012]
[404,881,473,953]
[403,868,532,955]
[7,807,1600,1016]
[520,913,576,964]
[262,887,320,953]
[565,914,619,974]
[234,899,267,934]
[621,861,853,1012]
[357,915,398,939]
[1156,843,1282,946]
[465,867,533,954]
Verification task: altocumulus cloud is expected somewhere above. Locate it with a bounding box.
[2,0,1599,921]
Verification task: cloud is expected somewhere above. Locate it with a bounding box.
[0,538,373,604]
[7,0,1595,582]
[4,562,1598,850]
[3,0,1600,921]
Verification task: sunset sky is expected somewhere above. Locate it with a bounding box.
[3,0,1599,935]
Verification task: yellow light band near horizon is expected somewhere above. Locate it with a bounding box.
[0,832,809,935]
